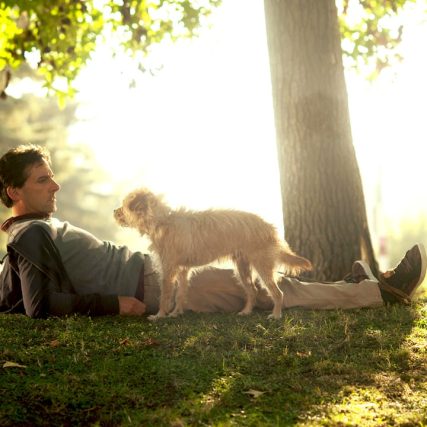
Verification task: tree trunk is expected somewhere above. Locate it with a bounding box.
[263,0,378,280]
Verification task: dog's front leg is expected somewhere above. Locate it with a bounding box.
[148,268,177,321]
[169,268,190,317]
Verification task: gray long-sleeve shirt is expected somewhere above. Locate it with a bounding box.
[8,218,144,298]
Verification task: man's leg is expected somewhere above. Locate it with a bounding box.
[185,268,246,313]
[185,266,383,312]
[143,261,247,314]
[257,244,426,310]
[151,273,380,314]
[145,244,427,314]
[276,277,383,310]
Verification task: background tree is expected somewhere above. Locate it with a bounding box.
[263,0,417,279]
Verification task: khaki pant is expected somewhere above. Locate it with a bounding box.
[143,257,383,315]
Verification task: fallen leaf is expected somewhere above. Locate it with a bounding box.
[119,338,130,346]
[49,339,60,348]
[243,389,265,399]
[143,338,160,346]
[3,361,27,369]
[255,324,267,332]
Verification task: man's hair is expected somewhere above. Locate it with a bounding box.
[0,144,52,208]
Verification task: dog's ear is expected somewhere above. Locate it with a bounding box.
[128,193,149,213]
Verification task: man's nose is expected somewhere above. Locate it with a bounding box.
[52,179,61,192]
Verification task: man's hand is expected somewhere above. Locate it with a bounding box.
[118,296,146,316]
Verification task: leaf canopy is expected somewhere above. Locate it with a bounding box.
[0,0,221,99]
[0,0,422,98]
[338,0,418,78]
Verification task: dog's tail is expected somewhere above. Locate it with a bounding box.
[279,245,312,276]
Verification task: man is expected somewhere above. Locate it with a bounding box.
[0,144,425,318]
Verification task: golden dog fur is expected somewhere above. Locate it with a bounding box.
[114,188,312,320]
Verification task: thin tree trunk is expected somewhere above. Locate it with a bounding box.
[264,0,378,280]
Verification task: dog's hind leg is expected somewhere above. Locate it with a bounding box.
[233,254,257,316]
[169,268,190,317]
[251,258,283,319]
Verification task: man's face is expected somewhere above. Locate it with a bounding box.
[10,160,60,215]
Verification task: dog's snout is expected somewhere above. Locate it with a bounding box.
[114,206,125,222]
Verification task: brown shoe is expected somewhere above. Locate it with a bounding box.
[351,260,377,282]
[379,244,426,303]
[343,260,377,283]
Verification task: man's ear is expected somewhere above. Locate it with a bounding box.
[6,186,20,202]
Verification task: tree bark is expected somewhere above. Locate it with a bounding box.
[263,0,378,280]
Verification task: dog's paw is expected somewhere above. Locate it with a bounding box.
[147,313,165,321]
[237,309,252,316]
[168,309,183,318]
[267,312,282,320]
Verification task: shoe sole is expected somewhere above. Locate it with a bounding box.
[356,260,377,282]
[409,243,427,298]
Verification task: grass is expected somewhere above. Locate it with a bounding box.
[1,291,427,426]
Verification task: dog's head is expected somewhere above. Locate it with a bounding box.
[114,188,169,236]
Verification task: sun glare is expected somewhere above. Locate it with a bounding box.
[70,0,283,232]
[68,0,427,247]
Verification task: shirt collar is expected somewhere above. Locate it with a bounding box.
[1,213,51,233]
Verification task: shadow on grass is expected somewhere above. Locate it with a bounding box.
[1,298,426,426]
[219,309,425,422]
[178,303,425,426]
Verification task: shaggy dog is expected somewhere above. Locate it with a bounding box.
[114,188,312,320]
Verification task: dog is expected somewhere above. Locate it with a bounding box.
[114,188,312,320]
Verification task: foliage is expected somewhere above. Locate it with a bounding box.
[1,297,427,425]
[338,0,419,78]
[0,0,423,100]
[0,0,221,102]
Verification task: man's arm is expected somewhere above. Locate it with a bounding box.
[16,254,143,318]
[9,223,146,318]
